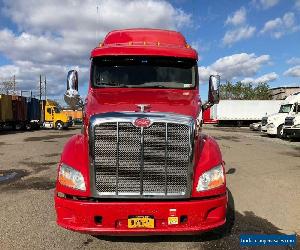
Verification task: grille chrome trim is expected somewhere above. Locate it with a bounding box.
[89,112,195,199]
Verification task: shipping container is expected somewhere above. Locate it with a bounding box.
[0,94,13,122]
[27,97,41,121]
[12,95,27,122]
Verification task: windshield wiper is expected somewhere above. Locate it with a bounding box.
[132,84,166,88]
[96,82,128,88]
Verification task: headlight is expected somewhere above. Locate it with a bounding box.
[196,165,224,191]
[293,124,300,128]
[58,164,86,191]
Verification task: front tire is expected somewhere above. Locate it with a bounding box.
[277,124,284,138]
[55,121,64,130]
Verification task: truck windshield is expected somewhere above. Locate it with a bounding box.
[54,107,61,113]
[279,104,292,113]
[91,56,197,89]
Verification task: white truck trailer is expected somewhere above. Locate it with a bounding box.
[210,100,282,126]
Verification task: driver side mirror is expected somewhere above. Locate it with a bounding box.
[202,75,220,110]
[208,75,220,104]
[67,70,78,92]
[64,70,82,109]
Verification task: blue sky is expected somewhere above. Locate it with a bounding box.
[0,0,299,101]
[169,0,300,97]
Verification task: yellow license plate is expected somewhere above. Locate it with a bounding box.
[168,216,178,225]
[128,216,154,229]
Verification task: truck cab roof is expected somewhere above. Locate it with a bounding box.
[282,92,300,105]
[91,28,198,59]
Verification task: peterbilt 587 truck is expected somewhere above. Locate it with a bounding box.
[55,29,227,235]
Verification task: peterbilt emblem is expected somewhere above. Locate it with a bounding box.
[133,118,151,128]
[136,104,150,112]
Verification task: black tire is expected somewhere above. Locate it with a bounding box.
[55,121,64,130]
[277,124,284,138]
[25,123,32,130]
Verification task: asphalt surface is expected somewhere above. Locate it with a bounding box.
[0,126,299,250]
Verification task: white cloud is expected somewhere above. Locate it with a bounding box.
[261,12,300,38]
[0,0,191,96]
[252,0,280,9]
[241,72,278,84]
[198,66,218,83]
[222,26,256,46]
[225,7,246,26]
[0,61,89,97]
[198,53,271,82]
[0,65,19,79]
[287,57,300,65]
[284,66,300,77]
[222,7,255,46]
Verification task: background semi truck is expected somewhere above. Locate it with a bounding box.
[43,100,72,129]
[206,100,281,126]
[282,104,300,138]
[262,92,300,137]
[55,28,227,235]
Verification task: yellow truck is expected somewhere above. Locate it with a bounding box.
[44,100,72,129]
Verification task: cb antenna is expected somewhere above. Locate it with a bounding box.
[96,4,100,43]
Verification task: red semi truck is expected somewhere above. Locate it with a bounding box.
[55,29,227,235]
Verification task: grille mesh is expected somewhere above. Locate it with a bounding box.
[285,117,294,126]
[118,123,141,194]
[143,123,166,195]
[94,123,117,193]
[93,121,191,198]
[261,117,268,126]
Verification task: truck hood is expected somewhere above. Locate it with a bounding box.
[267,113,288,123]
[86,88,200,119]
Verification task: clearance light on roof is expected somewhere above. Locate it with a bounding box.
[185,44,191,48]
[99,43,103,47]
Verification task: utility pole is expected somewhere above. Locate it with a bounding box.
[44,75,47,101]
[39,74,42,101]
[13,75,16,93]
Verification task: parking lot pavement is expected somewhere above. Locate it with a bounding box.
[0,126,299,250]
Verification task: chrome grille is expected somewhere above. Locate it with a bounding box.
[285,117,294,126]
[261,117,268,126]
[91,114,193,199]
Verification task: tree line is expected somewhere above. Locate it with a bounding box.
[219,81,271,100]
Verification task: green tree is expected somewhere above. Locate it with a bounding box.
[219,81,271,100]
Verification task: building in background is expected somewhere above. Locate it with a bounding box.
[270,86,300,100]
